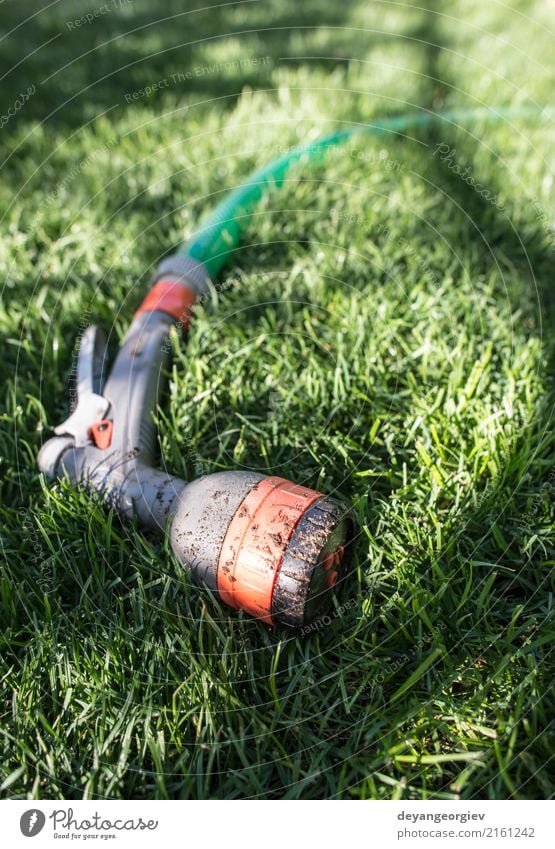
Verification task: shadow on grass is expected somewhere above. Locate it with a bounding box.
[0,0,404,133]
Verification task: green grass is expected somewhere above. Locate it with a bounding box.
[0,0,554,800]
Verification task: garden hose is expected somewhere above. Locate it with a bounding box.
[38,104,546,629]
[178,105,544,277]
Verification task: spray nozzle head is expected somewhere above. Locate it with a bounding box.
[170,471,354,628]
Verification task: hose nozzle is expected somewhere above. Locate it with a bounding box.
[170,472,354,628]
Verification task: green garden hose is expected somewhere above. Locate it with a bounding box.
[178,105,545,278]
[40,103,549,630]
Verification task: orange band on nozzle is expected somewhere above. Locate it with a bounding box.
[217,476,322,624]
[136,279,196,327]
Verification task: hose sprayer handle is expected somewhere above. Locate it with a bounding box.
[101,257,212,461]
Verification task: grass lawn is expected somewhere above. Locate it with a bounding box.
[0,0,553,800]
